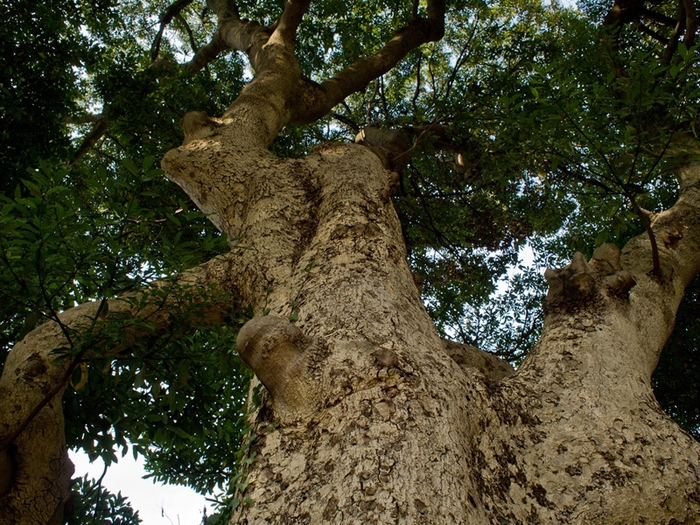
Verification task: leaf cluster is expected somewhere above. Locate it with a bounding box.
[67,475,142,525]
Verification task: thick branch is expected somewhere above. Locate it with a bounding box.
[292,1,446,124]
[442,338,514,381]
[603,0,646,27]
[184,29,232,73]
[269,0,312,48]
[0,253,238,525]
[185,17,271,74]
[661,0,687,65]
[207,0,239,20]
[682,0,697,47]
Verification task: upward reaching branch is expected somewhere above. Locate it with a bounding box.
[306,0,446,123]
[270,0,312,48]
[681,0,697,47]
[151,0,195,62]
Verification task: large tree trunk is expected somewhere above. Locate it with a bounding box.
[159,73,700,522]
[2,2,699,521]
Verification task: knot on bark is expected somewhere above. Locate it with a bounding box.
[182,111,221,143]
[236,316,319,415]
[355,126,412,176]
[544,244,636,310]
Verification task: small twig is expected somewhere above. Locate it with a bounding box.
[330,113,359,132]
[91,462,109,521]
[151,0,195,62]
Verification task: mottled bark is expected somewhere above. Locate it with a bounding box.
[160,56,700,519]
[5,1,700,522]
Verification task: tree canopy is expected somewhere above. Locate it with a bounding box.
[1,0,698,522]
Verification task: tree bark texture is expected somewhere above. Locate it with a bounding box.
[2,3,700,522]
[160,84,700,522]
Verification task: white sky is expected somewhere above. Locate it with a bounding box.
[70,449,214,525]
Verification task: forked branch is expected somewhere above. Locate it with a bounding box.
[315,0,446,120]
[151,0,195,62]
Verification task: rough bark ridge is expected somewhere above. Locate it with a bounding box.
[2,0,700,523]
[162,84,700,522]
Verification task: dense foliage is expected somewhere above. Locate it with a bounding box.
[1,0,698,520]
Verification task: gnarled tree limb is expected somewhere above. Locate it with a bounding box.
[0,252,239,525]
[301,0,446,123]
[269,0,312,48]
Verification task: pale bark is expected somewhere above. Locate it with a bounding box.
[162,94,700,521]
[157,4,700,520]
[5,1,700,523]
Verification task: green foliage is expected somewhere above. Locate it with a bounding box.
[67,475,142,525]
[3,0,700,520]
[653,276,700,440]
[0,159,228,364]
[0,159,248,509]
[0,0,86,192]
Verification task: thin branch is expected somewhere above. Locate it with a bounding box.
[151,0,195,62]
[641,7,678,27]
[628,192,662,277]
[412,51,422,114]
[91,463,109,522]
[636,21,669,44]
[176,13,199,55]
[442,22,479,101]
[330,113,360,132]
[68,115,109,166]
[661,0,687,66]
